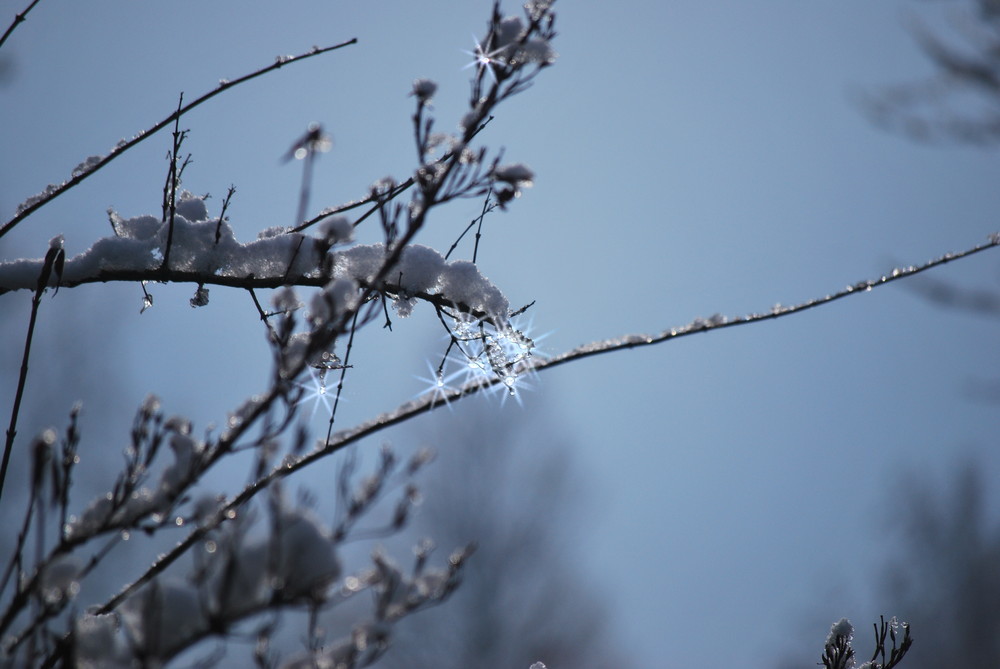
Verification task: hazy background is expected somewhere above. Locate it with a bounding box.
[2,1,1000,666]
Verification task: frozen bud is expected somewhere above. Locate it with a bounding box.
[826,617,854,645]
[308,290,332,326]
[495,16,525,49]
[189,285,209,307]
[517,38,557,64]
[410,78,438,103]
[272,286,299,312]
[493,163,535,187]
[525,0,554,18]
[459,109,481,133]
[327,278,359,314]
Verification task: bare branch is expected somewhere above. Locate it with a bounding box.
[0,0,42,51]
[0,38,358,240]
[83,232,1000,629]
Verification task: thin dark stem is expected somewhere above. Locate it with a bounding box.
[532,235,1000,374]
[295,151,316,230]
[0,465,37,599]
[471,188,493,264]
[1,289,45,501]
[324,309,360,445]
[215,186,236,246]
[1,38,358,240]
[248,288,278,341]
[289,115,496,235]
[445,189,495,261]
[160,94,184,272]
[0,0,41,51]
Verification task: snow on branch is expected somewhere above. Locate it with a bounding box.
[0,194,510,322]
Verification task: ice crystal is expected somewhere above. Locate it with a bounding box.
[296,366,336,419]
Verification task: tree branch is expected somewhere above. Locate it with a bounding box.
[0,38,357,241]
[0,0,42,51]
[86,232,1000,624]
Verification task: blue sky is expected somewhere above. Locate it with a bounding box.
[2,1,1000,666]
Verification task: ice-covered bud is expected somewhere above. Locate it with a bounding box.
[495,16,525,49]
[529,663,548,669]
[309,291,332,326]
[492,163,535,208]
[517,38,557,64]
[309,278,359,328]
[826,618,854,645]
[410,78,438,104]
[319,215,354,245]
[493,163,535,187]
[525,0,554,18]
[163,415,191,435]
[67,493,114,540]
[49,235,64,251]
[272,286,299,312]
[160,427,202,493]
[327,277,359,314]
[189,285,209,307]
[392,297,417,318]
[459,109,481,133]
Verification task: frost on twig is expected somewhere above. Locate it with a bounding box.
[820,617,912,669]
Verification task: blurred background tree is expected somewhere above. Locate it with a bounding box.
[377,399,632,669]
[878,464,1000,668]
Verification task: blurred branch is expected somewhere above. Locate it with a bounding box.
[859,3,1000,143]
[906,273,1000,317]
[0,37,358,240]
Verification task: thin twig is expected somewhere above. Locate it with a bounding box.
[289,115,496,235]
[0,38,358,241]
[160,94,185,273]
[0,293,41,502]
[324,309,360,445]
[0,243,62,500]
[532,235,1000,373]
[0,0,42,51]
